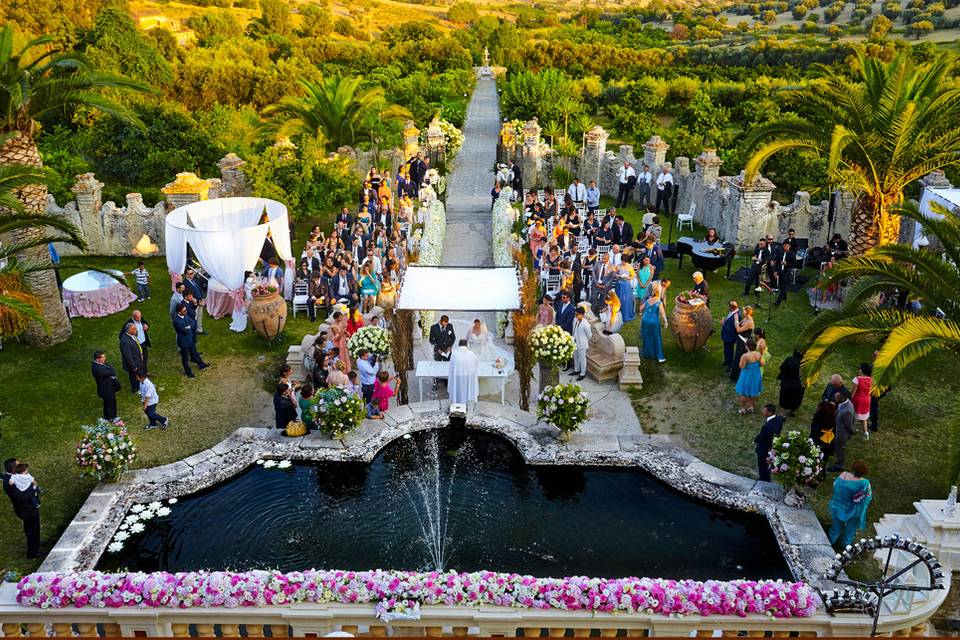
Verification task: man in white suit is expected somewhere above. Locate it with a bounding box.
[570,306,592,381]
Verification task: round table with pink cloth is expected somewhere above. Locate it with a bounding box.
[206,278,237,319]
[62,270,138,318]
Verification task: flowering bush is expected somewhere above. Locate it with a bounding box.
[530,324,576,368]
[16,570,821,617]
[75,419,137,483]
[436,119,464,157]
[109,499,176,554]
[347,326,392,359]
[418,199,446,335]
[767,430,824,489]
[537,384,589,435]
[310,387,366,438]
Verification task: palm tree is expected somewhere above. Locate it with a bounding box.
[798,202,960,393]
[261,75,411,151]
[0,24,152,346]
[744,51,960,255]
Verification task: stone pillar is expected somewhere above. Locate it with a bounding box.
[425,114,446,167]
[521,118,542,188]
[726,171,777,247]
[161,172,212,211]
[402,119,420,160]
[71,173,105,254]
[498,121,518,165]
[580,125,609,187]
[618,346,643,390]
[643,135,670,171]
[694,149,724,186]
[207,178,223,200]
[218,153,248,197]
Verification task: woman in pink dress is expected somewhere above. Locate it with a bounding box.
[850,362,873,439]
[528,220,547,263]
[330,312,352,373]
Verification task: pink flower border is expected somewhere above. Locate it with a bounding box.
[17,570,821,617]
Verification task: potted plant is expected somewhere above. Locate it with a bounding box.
[248,280,288,340]
[537,383,589,441]
[530,324,576,393]
[766,430,825,507]
[670,291,713,352]
[75,419,137,483]
[310,387,366,440]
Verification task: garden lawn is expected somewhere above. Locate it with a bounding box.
[606,195,957,537]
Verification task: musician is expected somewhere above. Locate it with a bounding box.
[704,228,720,245]
[828,233,848,260]
[742,238,770,296]
[692,271,710,306]
[783,228,798,252]
[771,240,797,306]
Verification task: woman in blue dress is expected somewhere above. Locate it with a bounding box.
[615,260,636,323]
[639,281,668,363]
[828,460,873,547]
[635,255,654,301]
[735,339,763,414]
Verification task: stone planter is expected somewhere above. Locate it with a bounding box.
[669,296,713,353]
[784,486,806,508]
[248,292,288,340]
[538,361,559,395]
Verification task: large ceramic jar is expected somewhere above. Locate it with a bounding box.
[248,291,288,340]
[669,295,713,353]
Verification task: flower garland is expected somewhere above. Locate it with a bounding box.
[492,190,519,338]
[75,419,137,483]
[16,570,821,618]
[347,326,392,359]
[417,198,446,336]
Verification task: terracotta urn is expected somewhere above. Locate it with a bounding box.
[248,291,288,340]
[669,295,713,353]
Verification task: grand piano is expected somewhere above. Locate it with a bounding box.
[676,236,737,277]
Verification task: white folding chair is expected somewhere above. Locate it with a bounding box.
[576,235,590,255]
[292,280,309,317]
[676,202,695,231]
[546,273,562,297]
[596,244,611,257]
[537,189,546,203]
[596,208,607,219]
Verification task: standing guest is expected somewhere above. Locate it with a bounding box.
[326,360,350,388]
[169,281,186,321]
[654,163,674,214]
[600,290,623,334]
[130,260,151,301]
[173,303,208,378]
[777,350,806,416]
[183,269,207,335]
[691,271,710,305]
[616,261,636,323]
[729,306,755,382]
[828,460,873,547]
[2,458,42,558]
[635,255,654,300]
[735,339,763,415]
[639,281,668,363]
[810,400,837,459]
[330,312,352,373]
[742,238,770,296]
[264,259,284,291]
[118,309,150,373]
[646,216,662,244]
[611,215,634,246]
[850,363,873,439]
[720,301,740,371]
[570,306,591,381]
[119,323,146,393]
[91,350,121,421]
[538,295,556,326]
[644,236,665,279]
[298,383,316,431]
[591,252,617,313]
[367,371,397,420]
[771,239,797,306]
[336,206,354,227]
[753,404,784,482]
[273,383,298,430]
[636,164,653,209]
[509,160,523,195]
[585,180,600,212]
[491,182,502,209]
[827,389,857,472]
[346,304,364,337]
[567,177,587,203]
[429,315,456,365]
[615,161,637,208]
[357,349,380,403]
[554,290,575,335]
[755,327,771,375]
[821,374,849,404]
[136,372,168,430]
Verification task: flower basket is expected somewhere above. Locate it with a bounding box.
[284,420,308,437]
[347,326,392,359]
[310,387,366,439]
[766,430,824,502]
[537,383,589,439]
[75,419,137,483]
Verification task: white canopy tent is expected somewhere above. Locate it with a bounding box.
[395,266,521,311]
[915,188,960,248]
[165,197,294,331]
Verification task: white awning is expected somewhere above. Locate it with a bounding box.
[396,266,520,311]
[916,188,960,247]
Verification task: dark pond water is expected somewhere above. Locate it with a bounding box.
[98,428,789,579]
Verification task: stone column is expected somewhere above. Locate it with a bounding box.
[694,149,724,186]
[402,119,420,160]
[425,115,446,167]
[498,121,518,165]
[920,169,953,191]
[161,172,212,211]
[71,173,105,254]
[521,118,542,188]
[726,171,777,247]
[643,135,670,173]
[217,153,248,197]
[580,125,609,187]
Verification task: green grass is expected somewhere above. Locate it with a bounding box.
[605,195,957,538]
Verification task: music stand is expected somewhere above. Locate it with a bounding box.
[758,281,775,323]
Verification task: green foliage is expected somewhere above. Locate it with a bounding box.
[36,126,94,205]
[906,20,935,37]
[500,69,581,123]
[79,7,173,86]
[298,4,333,38]
[187,11,244,47]
[868,14,893,40]
[252,0,292,36]
[447,1,480,24]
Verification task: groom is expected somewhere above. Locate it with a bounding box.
[429,315,456,390]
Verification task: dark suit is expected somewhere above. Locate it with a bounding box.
[611,221,634,246]
[92,361,119,420]
[770,248,797,304]
[274,393,298,430]
[743,245,770,295]
[831,401,857,468]
[720,310,740,369]
[329,273,358,303]
[555,301,575,335]
[119,333,146,392]
[335,212,354,227]
[754,415,784,482]
[821,383,849,404]
[591,260,617,313]
[2,471,41,558]
[173,313,206,376]
[510,163,522,194]
[429,322,456,361]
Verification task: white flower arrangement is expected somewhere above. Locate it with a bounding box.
[436,119,464,157]
[417,199,447,335]
[310,387,366,438]
[530,325,576,368]
[347,326,392,359]
[491,191,519,338]
[537,383,590,435]
[766,430,824,490]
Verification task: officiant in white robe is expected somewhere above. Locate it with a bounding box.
[448,339,479,405]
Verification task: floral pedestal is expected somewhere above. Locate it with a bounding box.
[784,487,806,508]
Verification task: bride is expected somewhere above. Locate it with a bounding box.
[466,319,496,361]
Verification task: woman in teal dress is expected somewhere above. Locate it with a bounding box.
[298,383,317,431]
[828,460,873,547]
[639,281,668,363]
[735,339,763,414]
[635,256,654,300]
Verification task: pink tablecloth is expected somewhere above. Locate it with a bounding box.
[63,283,138,318]
[206,287,235,319]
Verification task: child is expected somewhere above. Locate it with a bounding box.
[346,371,360,395]
[366,370,396,420]
[9,462,41,508]
[131,261,150,301]
[137,372,169,430]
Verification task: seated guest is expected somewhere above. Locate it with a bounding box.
[600,290,623,334]
[828,233,848,260]
[295,259,311,282]
[692,271,710,305]
[273,382,297,430]
[704,227,720,244]
[595,220,613,246]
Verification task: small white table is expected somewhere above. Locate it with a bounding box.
[415,360,509,404]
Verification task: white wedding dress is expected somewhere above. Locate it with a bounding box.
[466,322,515,396]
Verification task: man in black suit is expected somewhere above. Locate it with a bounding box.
[91,350,120,421]
[743,238,770,296]
[692,271,710,306]
[335,206,354,228]
[429,315,456,362]
[329,267,358,304]
[754,404,784,482]
[509,160,522,195]
[303,249,322,273]
[334,221,351,247]
[611,215,634,246]
[827,390,857,472]
[119,309,150,370]
[2,457,42,558]
[554,290,575,335]
[173,303,208,378]
[183,268,206,335]
[720,301,740,371]
[771,240,797,306]
[119,323,147,392]
[407,153,427,195]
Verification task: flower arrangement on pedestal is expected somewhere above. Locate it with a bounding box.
[375,597,422,621]
[310,387,366,439]
[75,419,137,483]
[530,324,576,367]
[767,430,824,506]
[436,119,464,157]
[347,326,392,359]
[537,383,589,440]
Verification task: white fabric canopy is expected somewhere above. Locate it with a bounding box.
[915,188,960,247]
[396,267,520,311]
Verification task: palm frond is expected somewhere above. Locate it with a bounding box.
[872,315,960,392]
